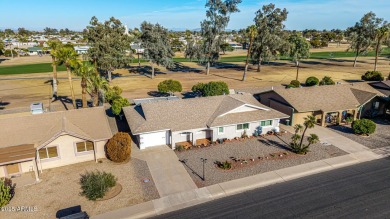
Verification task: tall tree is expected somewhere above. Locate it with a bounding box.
[373,22,389,71]
[288,34,310,81]
[140,22,174,79]
[251,3,288,72]
[47,39,63,100]
[242,25,256,81]
[199,0,242,75]
[88,74,109,106]
[86,16,132,81]
[56,47,79,109]
[346,12,382,67]
[73,62,96,108]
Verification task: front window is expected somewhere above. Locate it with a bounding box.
[260,120,273,127]
[39,146,59,159]
[218,127,224,135]
[76,141,94,153]
[236,123,249,130]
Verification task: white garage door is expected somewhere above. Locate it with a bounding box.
[139,131,167,149]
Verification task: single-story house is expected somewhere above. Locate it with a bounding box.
[255,82,386,126]
[74,46,90,54]
[369,80,390,96]
[27,46,50,56]
[0,107,112,181]
[123,93,288,150]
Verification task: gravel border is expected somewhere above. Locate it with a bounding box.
[3,158,159,219]
[329,118,390,149]
[176,133,346,187]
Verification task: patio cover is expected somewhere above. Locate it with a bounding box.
[0,144,35,165]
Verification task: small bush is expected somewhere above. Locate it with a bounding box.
[217,161,232,170]
[319,76,335,85]
[192,81,229,97]
[289,80,301,88]
[352,119,376,135]
[106,132,131,162]
[361,71,384,81]
[111,97,130,116]
[175,145,185,152]
[305,76,319,86]
[286,84,296,89]
[0,179,11,207]
[80,170,116,201]
[241,130,248,138]
[158,79,182,95]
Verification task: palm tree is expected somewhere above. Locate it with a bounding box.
[299,115,316,147]
[307,134,319,147]
[56,47,79,109]
[374,25,389,71]
[47,39,63,100]
[242,25,257,81]
[73,62,96,108]
[88,74,109,107]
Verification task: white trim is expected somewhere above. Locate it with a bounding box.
[73,140,94,155]
[38,145,60,161]
[218,104,270,117]
[134,129,170,135]
[260,119,273,127]
[210,117,287,129]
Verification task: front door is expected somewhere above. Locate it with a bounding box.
[5,163,20,176]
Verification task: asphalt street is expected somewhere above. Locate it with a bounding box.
[153,158,390,219]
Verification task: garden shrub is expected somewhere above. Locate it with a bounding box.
[319,76,335,85]
[289,80,301,88]
[216,161,232,170]
[192,81,229,97]
[352,119,376,135]
[105,86,123,103]
[0,179,11,207]
[157,79,183,95]
[175,145,185,152]
[361,71,384,81]
[111,97,130,116]
[305,76,319,86]
[106,132,131,162]
[80,170,116,201]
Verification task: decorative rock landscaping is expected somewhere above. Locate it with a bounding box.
[176,132,346,187]
[329,118,390,149]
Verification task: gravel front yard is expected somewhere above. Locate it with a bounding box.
[176,133,346,187]
[3,158,159,219]
[329,118,390,149]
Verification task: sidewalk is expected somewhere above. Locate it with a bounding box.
[132,145,197,197]
[92,152,382,219]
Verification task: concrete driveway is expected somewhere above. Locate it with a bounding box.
[132,145,197,197]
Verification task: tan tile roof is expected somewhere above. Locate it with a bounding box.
[124,94,288,134]
[271,83,379,112]
[0,107,112,149]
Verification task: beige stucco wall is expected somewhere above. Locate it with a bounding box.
[38,134,108,171]
[0,160,34,178]
[292,111,313,126]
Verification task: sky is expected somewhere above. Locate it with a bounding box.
[0,0,389,31]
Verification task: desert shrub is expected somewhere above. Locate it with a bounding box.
[352,119,376,135]
[111,97,130,116]
[106,132,131,162]
[80,170,116,201]
[289,80,301,88]
[241,130,248,138]
[216,161,232,170]
[305,76,319,86]
[0,179,11,207]
[175,145,185,152]
[361,71,384,81]
[319,76,335,85]
[158,79,182,95]
[192,81,229,97]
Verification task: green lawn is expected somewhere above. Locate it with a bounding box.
[0,48,389,75]
[0,63,67,75]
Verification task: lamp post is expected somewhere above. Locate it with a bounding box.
[200,158,207,181]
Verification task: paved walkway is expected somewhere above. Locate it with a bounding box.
[132,145,197,197]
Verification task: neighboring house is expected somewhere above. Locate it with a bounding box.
[369,80,390,96]
[255,83,386,127]
[27,46,49,56]
[123,94,288,150]
[74,46,90,54]
[0,107,112,180]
